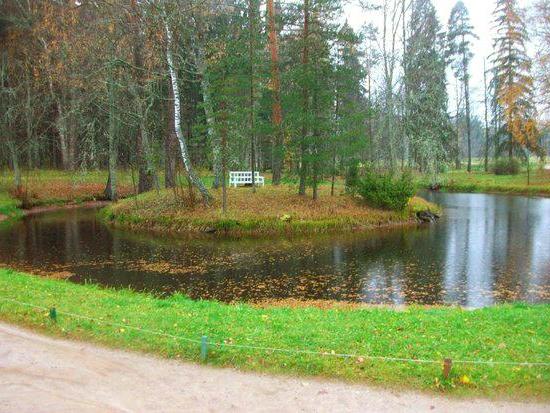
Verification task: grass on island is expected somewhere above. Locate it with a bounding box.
[101,185,438,236]
[420,167,550,196]
[0,269,548,399]
[0,169,438,235]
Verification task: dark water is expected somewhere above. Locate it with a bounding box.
[0,192,549,307]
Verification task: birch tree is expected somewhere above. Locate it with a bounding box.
[163,7,212,203]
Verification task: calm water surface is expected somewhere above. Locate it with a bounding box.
[0,192,548,307]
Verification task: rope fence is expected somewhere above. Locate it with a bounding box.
[1,295,549,377]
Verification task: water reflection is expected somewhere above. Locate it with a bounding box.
[0,192,549,307]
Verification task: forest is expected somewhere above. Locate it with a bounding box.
[1,1,550,405]
[0,0,549,205]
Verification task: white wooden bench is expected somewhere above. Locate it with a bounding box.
[229,171,265,187]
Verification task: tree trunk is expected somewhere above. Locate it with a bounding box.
[331,150,336,196]
[164,77,178,189]
[267,0,284,185]
[483,59,490,172]
[41,38,70,170]
[464,70,472,172]
[67,95,77,170]
[7,140,21,191]
[192,19,222,188]
[163,13,211,204]
[455,80,461,169]
[299,0,310,196]
[104,70,118,201]
[312,98,319,201]
[137,112,155,193]
[57,99,70,170]
[130,0,156,193]
[249,0,257,193]
[220,99,228,214]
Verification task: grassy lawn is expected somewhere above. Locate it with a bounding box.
[421,169,550,196]
[101,185,438,236]
[0,269,548,399]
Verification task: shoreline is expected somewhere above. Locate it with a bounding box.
[100,188,440,238]
[0,269,548,400]
[431,186,550,198]
[20,200,111,216]
[101,211,427,239]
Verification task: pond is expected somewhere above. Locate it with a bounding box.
[0,192,548,308]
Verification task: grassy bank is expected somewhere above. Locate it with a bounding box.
[0,169,136,208]
[0,269,548,399]
[421,169,550,196]
[0,192,21,223]
[102,186,438,236]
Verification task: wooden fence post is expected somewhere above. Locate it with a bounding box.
[443,358,452,379]
[201,335,208,362]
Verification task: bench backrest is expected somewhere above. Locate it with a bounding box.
[229,171,261,178]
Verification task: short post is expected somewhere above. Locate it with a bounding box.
[443,358,452,379]
[201,335,208,362]
[49,307,57,323]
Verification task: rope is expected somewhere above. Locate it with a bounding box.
[1,295,549,367]
[0,296,202,345]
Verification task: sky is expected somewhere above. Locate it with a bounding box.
[343,0,537,119]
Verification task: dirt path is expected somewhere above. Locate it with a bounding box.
[0,323,547,413]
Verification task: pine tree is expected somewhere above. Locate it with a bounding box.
[267,0,284,185]
[492,0,540,159]
[332,23,367,194]
[533,0,550,115]
[404,0,450,176]
[447,1,477,172]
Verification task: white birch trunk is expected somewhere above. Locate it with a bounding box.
[163,13,211,203]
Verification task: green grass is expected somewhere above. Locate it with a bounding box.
[420,169,550,196]
[0,269,548,399]
[0,192,22,222]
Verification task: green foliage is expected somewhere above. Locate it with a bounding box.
[356,172,416,211]
[493,158,521,175]
[0,269,549,399]
[344,162,360,193]
[213,218,240,231]
[404,0,451,173]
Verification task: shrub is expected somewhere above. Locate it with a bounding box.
[493,158,520,175]
[356,172,416,211]
[345,163,360,194]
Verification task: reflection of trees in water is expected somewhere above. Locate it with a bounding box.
[0,196,549,306]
